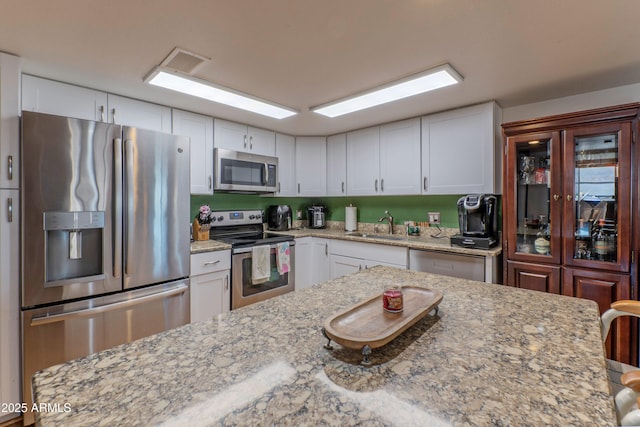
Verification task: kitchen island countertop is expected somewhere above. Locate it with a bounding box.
[32,267,615,426]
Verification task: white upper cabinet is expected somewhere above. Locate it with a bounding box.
[173,109,214,195]
[214,118,276,156]
[0,50,20,420]
[379,118,421,195]
[326,133,347,196]
[275,133,296,196]
[421,102,502,195]
[107,94,172,132]
[22,74,108,122]
[347,126,380,195]
[347,119,420,196]
[1,54,20,190]
[295,136,326,196]
[22,76,172,133]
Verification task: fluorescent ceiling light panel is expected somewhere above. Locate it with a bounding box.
[311,64,463,118]
[145,68,297,119]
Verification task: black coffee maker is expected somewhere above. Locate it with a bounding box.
[451,194,498,249]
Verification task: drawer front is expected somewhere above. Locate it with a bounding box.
[190,250,231,276]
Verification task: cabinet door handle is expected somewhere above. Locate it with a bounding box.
[100,105,105,122]
[249,136,253,150]
[381,179,384,192]
[208,175,212,189]
[375,179,378,192]
[423,177,427,191]
[243,135,247,149]
[7,155,12,181]
[277,182,281,193]
[341,182,345,193]
[112,108,117,123]
[553,194,561,201]
[566,195,573,201]
[298,183,301,194]
[325,243,328,256]
[203,260,221,266]
[358,265,362,271]
[224,275,229,290]
[7,197,13,223]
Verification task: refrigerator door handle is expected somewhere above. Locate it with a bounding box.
[113,137,123,278]
[123,138,134,277]
[30,284,188,327]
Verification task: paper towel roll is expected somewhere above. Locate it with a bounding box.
[345,205,357,231]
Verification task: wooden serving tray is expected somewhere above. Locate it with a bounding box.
[322,285,443,362]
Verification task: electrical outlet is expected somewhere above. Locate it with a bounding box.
[428,212,440,224]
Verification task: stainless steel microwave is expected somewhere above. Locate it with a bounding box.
[214,148,278,193]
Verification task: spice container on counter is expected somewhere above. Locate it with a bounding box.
[382,285,403,313]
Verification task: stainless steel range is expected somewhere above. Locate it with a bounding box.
[209,210,295,309]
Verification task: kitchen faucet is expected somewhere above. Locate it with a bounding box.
[378,210,394,235]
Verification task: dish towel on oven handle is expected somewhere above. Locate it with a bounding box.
[276,242,290,274]
[251,245,271,285]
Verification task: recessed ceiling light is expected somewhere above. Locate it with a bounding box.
[144,67,298,120]
[311,64,463,118]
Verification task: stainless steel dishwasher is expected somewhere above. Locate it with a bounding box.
[408,249,486,282]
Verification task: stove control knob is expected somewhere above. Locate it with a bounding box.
[210,216,217,222]
[217,216,224,222]
[249,215,255,220]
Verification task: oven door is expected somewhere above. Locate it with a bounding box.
[231,244,295,309]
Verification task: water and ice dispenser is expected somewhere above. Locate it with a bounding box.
[43,211,105,285]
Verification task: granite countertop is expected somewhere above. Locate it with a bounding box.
[190,239,231,254]
[270,227,503,257]
[33,267,615,426]
[190,225,502,257]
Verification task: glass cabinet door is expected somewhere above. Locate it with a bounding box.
[506,131,562,263]
[564,123,631,272]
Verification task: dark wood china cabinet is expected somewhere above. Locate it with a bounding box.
[502,103,640,365]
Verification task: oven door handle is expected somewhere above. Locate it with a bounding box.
[233,241,295,255]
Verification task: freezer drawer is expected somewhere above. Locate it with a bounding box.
[21,280,189,425]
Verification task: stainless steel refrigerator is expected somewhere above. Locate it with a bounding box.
[20,111,191,425]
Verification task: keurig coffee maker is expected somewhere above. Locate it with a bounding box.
[451,194,498,249]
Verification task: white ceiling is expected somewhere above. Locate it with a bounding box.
[2,0,640,136]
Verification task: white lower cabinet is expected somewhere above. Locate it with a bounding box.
[189,250,231,322]
[329,240,407,279]
[314,238,332,285]
[295,237,331,290]
[295,237,313,290]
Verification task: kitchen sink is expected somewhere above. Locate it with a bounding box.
[346,232,406,241]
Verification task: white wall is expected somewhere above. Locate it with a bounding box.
[503,83,640,123]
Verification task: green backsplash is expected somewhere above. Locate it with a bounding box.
[191,193,476,228]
